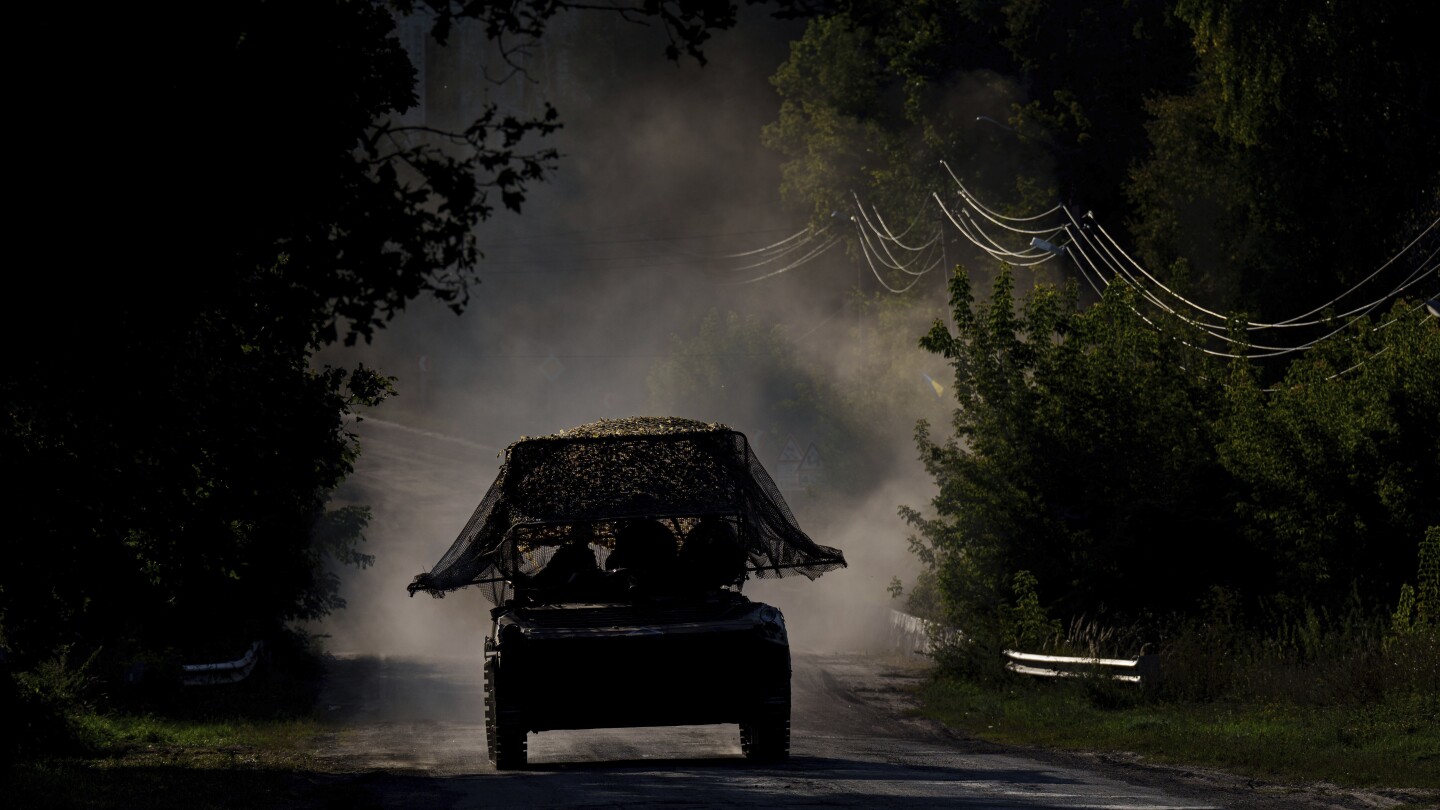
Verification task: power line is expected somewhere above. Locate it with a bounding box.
[935,176,1439,359]
[730,234,842,284]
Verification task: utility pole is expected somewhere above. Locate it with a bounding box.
[940,222,952,333]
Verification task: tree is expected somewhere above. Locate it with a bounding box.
[7,2,450,669]
[763,0,1440,642]
[1,1,812,677]
[904,266,1240,640]
[1218,302,1440,616]
[1128,0,1440,322]
[904,264,1439,645]
[763,0,1194,230]
[763,0,1440,332]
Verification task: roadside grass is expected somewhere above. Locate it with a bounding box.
[918,674,1440,790]
[4,641,346,810]
[72,710,324,763]
[907,583,1440,795]
[7,711,334,810]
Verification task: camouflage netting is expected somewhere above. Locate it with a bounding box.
[408,416,846,603]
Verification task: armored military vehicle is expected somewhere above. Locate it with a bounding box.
[408,417,846,769]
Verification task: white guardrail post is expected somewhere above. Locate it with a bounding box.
[181,641,265,686]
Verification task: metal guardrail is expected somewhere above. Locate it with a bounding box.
[181,641,265,686]
[889,609,961,656]
[890,611,1159,684]
[1003,649,1160,684]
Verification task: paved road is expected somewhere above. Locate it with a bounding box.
[312,651,1233,809]
[309,649,1415,809]
[306,417,1413,809]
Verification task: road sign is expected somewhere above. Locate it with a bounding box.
[798,443,824,486]
[778,437,803,462]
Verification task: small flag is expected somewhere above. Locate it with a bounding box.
[922,373,945,399]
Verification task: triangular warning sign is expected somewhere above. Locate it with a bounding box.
[778,436,803,463]
[799,443,823,471]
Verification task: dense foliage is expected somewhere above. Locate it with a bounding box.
[755,0,1440,650]
[904,270,1233,634]
[904,266,1438,650]
[1,0,795,711]
[1218,304,1440,617]
[1131,0,1440,320]
[6,1,452,680]
[764,0,1195,227]
[765,0,1439,320]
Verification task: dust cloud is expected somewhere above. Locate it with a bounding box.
[309,8,974,661]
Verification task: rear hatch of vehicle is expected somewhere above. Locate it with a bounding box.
[492,597,789,731]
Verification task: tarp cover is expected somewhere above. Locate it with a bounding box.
[407,416,846,602]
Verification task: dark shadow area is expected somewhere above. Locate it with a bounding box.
[329,762,1101,809]
[314,653,486,726]
[522,753,1085,785]
[8,755,1087,810]
[130,657,326,725]
[3,738,1354,810]
[8,763,343,810]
